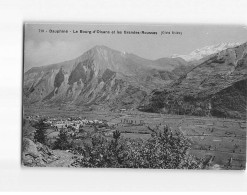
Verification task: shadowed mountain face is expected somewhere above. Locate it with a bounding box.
[140,43,247,119]
[23,46,189,110]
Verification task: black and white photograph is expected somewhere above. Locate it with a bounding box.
[1,0,247,192]
[22,23,247,170]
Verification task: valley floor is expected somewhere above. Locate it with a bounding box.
[23,108,246,170]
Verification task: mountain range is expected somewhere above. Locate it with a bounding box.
[24,45,189,110]
[23,42,247,119]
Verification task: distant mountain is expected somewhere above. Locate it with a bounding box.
[23,45,188,110]
[140,42,247,119]
[172,42,242,62]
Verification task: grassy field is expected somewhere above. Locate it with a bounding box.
[24,107,246,170]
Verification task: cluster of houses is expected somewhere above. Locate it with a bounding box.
[25,115,41,121]
[120,118,145,125]
[45,117,105,131]
[25,115,106,131]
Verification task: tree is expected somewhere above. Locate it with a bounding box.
[53,129,71,150]
[72,126,203,169]
[33,118,49,144]
[128,125,202,169]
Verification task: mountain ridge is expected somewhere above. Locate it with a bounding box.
[140,42,247,119]
[24,45,188,110]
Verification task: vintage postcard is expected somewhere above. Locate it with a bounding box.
[22,23,247,169]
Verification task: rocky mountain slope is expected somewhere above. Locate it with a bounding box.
[23,46,188,110]
[22,137,60,167]
[140,42,247,119]
[22,137,78,167]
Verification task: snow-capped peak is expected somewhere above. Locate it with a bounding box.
[171,42,241,61]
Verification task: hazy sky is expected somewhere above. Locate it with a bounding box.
[24,23,247,71]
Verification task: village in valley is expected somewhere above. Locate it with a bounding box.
[24,109,147,141]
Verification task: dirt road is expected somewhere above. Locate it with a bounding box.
[46,150,76,167]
